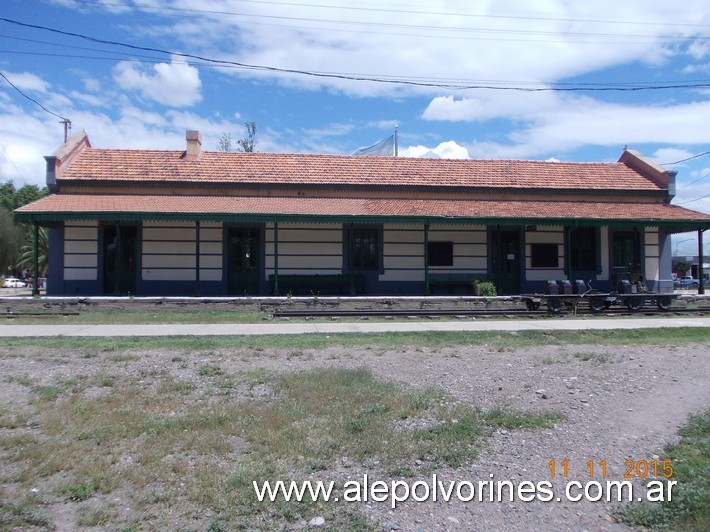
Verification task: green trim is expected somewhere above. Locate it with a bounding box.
[424,222,430,295]
[32,221,39,296]
[273,219,279,296]
[14,209,710,231]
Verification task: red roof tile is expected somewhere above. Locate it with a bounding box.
[16,194,710,224]
[56,150,665,191]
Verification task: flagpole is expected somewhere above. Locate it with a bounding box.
[394,125,398,157]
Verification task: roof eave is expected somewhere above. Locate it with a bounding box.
[14,209,710,231]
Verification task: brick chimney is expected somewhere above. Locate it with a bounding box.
[185,130,202,159]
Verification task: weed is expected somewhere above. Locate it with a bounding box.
[483,407,566,430]
[0,491,53,528]
[3,375,33,387]
[617,409,709,530]
[63,479,97,501]
[95,374,117,387]
[198,364,224,377]
[31,385,61,402]
[77,506,112,526]
[572,351,613,364]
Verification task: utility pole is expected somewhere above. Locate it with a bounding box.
[60,119,72,143]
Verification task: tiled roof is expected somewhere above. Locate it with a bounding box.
[56,150,665,191]
[16,194,710,224]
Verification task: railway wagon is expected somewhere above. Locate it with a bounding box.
[522,279,677,313]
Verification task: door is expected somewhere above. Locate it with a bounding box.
[228,227,261,295]
[103,225,137,295]
[491,228,521,295]
[611,229,641,284]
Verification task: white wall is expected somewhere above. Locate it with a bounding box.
[644,227,660,281]
[265,223,342,276]
[63,222,97,280]
[142,221,222,282]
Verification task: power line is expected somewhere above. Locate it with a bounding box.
[0,70,69,121]
[675,192,710,205]
[677,173,710,192]
[2,17,709,92]
[72,0,710,30]
[663,151,710,165]
[63,0,710,46]
[66,5,709,42]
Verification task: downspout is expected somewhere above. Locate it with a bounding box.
[273,219,279,295]
[424,222,430,295]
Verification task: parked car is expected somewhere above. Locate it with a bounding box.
[674,276,699,288]
[2,277,27,288]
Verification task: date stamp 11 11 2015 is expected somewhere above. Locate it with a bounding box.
[548,459,674,479]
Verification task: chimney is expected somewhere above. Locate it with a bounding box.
[185,130,202,159]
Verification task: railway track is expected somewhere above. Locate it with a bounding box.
[272,306,710,318]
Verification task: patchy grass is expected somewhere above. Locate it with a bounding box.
[482,407,566,430]
[0,365,563,529]
[572,351,614,364]
[617,409,710,531]
[2,327,709,355]
[2,309,269,325]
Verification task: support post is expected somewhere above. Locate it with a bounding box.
[394,125,399,157]
[195,221,201,296]
[273,219,279,295]
[699,229,705,295]
[32,221,40,296]
[424,222,430,295]
[114,223,121,295]
[566,226,572,281]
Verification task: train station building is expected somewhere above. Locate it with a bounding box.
[14,130,710,297]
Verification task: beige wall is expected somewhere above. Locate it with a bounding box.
[644,227,660,281]
[265,223,342,275]
[142,221,222,282]
[63,222,98,280]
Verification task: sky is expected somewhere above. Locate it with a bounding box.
[1,0,709,254]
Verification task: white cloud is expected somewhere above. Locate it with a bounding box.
[653,148,693,167]
[401,141,469,159]
[2,72,50,93]
[687,40,710,60]
[113,59,202,107]
[421,93,710,158]
[132,0,709,97]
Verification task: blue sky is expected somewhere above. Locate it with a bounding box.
[1,0,709,253]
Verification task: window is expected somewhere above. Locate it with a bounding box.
[346,226,380,271]
[428,241,454,267]
[530,243,558,268]
[570,227,597,271]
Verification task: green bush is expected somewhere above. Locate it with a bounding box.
[472,279,498,296]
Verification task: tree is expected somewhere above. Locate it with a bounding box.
[16,226,49,278]
[0,208,22,277]
[217,132,233,152]
[672,259,692,277]
[217,121,257,152]
[0,180,49,277]
[236,121,257,152]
